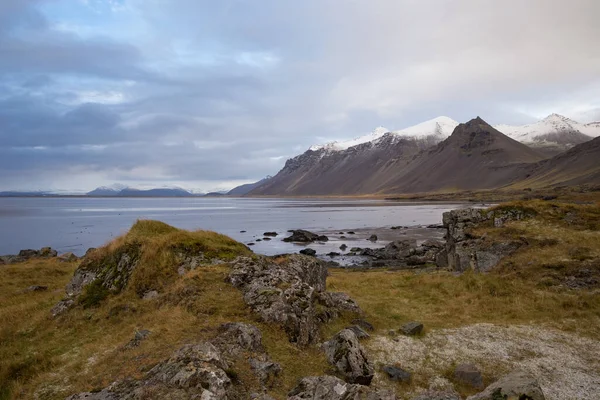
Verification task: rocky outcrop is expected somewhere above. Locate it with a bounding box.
[323,329,374,385]
[287,376,396,400]
[467,371,545,400]
[68,322,280,399]
[438,207,532,272]
[283,230,329,243]
[0,247,59,264]
[228,255,361,346]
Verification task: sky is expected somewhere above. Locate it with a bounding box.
[1,0,600,193]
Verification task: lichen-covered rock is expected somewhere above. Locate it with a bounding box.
[287,376,396,400]
[323,329,374,385]
[228,255,361,346]
[67,322,280,400]
[400,321,423,336]
[439,207,531,272]
[467,371,545,400]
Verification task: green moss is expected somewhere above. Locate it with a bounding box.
[79,280,110,309]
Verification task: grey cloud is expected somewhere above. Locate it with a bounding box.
[1,0,599,191]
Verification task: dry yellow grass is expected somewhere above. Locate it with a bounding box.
[2,203,599,399]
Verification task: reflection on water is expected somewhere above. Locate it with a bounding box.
[0,197,472,257]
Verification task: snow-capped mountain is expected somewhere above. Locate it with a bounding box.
[493,114,599,156]
[309,117,459,152]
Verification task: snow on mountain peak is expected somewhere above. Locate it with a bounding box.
[495,114,600,141]
[309,126,390,152]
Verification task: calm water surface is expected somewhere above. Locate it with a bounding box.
[0,197,473,256]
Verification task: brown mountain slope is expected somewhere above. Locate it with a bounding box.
[250,133,439,195]
[510,135,600,188]
[379,117,546,193]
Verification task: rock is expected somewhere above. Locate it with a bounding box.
[439,207,532,272]
[263,237,272,241]
[346,325,370,339]
[51,299,74,317]
[347,231,356,235]
[18,249,39,258]
[411,390,461,400]
[66,390,119,400]
[339,232,345,234]
[26,285,48,292]
[383,365,411,382]
[391,226,401,230]
[427,224,445,229]
[467,371,545,400]
[283,229,329,243]
[323,329,374,385]
[256,239,263,242]
[287,376,396,400]
[142,290,159,300]
[58,252,79,262]
[123,329,151,350]
[263,232,278,237]
[300,248,317,256]
[422,240,444,249]
[213,322,264,356]
[351,318,374,331]
[454,363,483,389]
[340,244,348,251]
[350,247,363,253]
[400,321,423,336]
[368,234,378,242]
[39,247,58,257]
[247,242,255,246]
[249,357,282,388]
[327,252,341,257]
[228,255,359,346]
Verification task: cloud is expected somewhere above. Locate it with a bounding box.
[0,0,599,191]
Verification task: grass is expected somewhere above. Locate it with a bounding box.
[0,222,326,400]
[1,204,599,399]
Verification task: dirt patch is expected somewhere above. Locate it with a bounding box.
[368,323,600,400]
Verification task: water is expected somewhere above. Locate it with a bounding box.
[0,197,472,257]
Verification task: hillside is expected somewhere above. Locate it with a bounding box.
[511,135,600,188]
[250,117,458,195]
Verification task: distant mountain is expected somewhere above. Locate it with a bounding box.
[250,113,600,196]
[380,117,546,193]
[227,176,272,196]
[0,191,52,197]
[86,186,193,197]
[494,114,599,157]
[250,117,459,195]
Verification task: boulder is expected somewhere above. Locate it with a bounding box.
[382,365,411,383]
[323,329,374,385]
[287,376,396,400]
[300,248,317,256]
[351,319,374,332]
[454,363,483,389]
[263,232,278,237]
[18,249,39,258]
[58,252,79,262]
[340,244,348,251]
[228,255,360,346]
[39,246,58,257]
[283,229,329,243]
[467,371,545,400]
[327,252,341,257]
[439,207,532,272]
[368,234,378,242]
[400,321,423,336]
[346,325,371,340]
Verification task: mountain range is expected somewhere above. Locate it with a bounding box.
[245,114,600,196]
